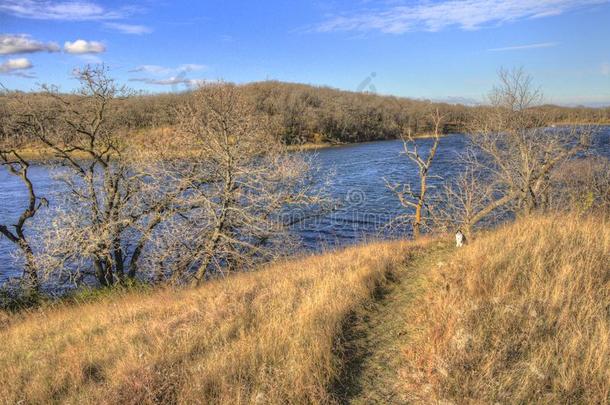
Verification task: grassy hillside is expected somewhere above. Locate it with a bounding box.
[0,239,432,404]
[401,215,610,404]
[0,215,607,404]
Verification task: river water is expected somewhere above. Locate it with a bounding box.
[1,130,609,282]
[296,134,469,249]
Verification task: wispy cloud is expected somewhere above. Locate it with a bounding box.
[0,57,35,77]
[104,22,152,35]
[129,64,206,74]
[314,0,607,34]
[602,62,610,76]
[0,34,60,55]
[64,39,106,54]
[0,1,149,36]
[179,64,206,72]
[128,63,207,88]
[0,0,133,20]
[129,64,170,74]
[488,42,559,51]
[129,77,206,86]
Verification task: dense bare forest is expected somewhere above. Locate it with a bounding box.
[2,77,609,148]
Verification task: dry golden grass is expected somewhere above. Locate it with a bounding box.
[401,215,610,404]
[0,239,430,404]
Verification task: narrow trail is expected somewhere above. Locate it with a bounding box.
[333,241,454,404]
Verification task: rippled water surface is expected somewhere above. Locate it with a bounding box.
[296,134,469,248]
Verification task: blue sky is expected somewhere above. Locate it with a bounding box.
[1,0,609,105]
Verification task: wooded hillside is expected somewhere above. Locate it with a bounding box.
[2,80,609,147]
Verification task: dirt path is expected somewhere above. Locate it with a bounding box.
[332,241,454,404]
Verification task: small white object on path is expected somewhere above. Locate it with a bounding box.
[455,230,466,247]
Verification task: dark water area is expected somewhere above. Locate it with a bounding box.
[1,129,609,283]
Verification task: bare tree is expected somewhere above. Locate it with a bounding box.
[172,83,326,286]
[2,69,326,292]
[0,85,48,293]
[0,150,46,292]
[459,68,594,233]
[387,108,444,238]
[11,65,173,287]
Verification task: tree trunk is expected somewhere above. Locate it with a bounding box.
[94,259,107,287]
[20,241,39,293]
[191,232,221,287]
[113,246,124,282]
[413,203,422,239]
[94,257,114,287]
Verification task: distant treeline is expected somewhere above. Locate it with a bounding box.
[2,80,609,146]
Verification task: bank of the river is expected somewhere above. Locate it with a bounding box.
[0,134,470,286]
[10,121,608,160]
[287,132,452,151]
[12,139,409,161]
[9,130,453,161]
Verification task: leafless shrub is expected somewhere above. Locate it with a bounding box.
[18,66,163,287]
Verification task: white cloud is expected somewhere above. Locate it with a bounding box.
[0,34,60,55]
[128,64,208,90]
[129,64,170,74]
[104,22,152,35]
[0,0,130,20]
[488,42,559,51]
[602,62,610,76]
[64,39,106,54]
[179,64,206,72]
[0,57,31,71]
[0,57,34,77]
[129,76,206,87]
[315,0,607,34]
[0,2,151,37]
[129,64,206,74]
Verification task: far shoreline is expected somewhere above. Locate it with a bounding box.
[9,122,609,161]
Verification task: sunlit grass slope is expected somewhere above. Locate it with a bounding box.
[0,239,430,404]
[401,215,610,404]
